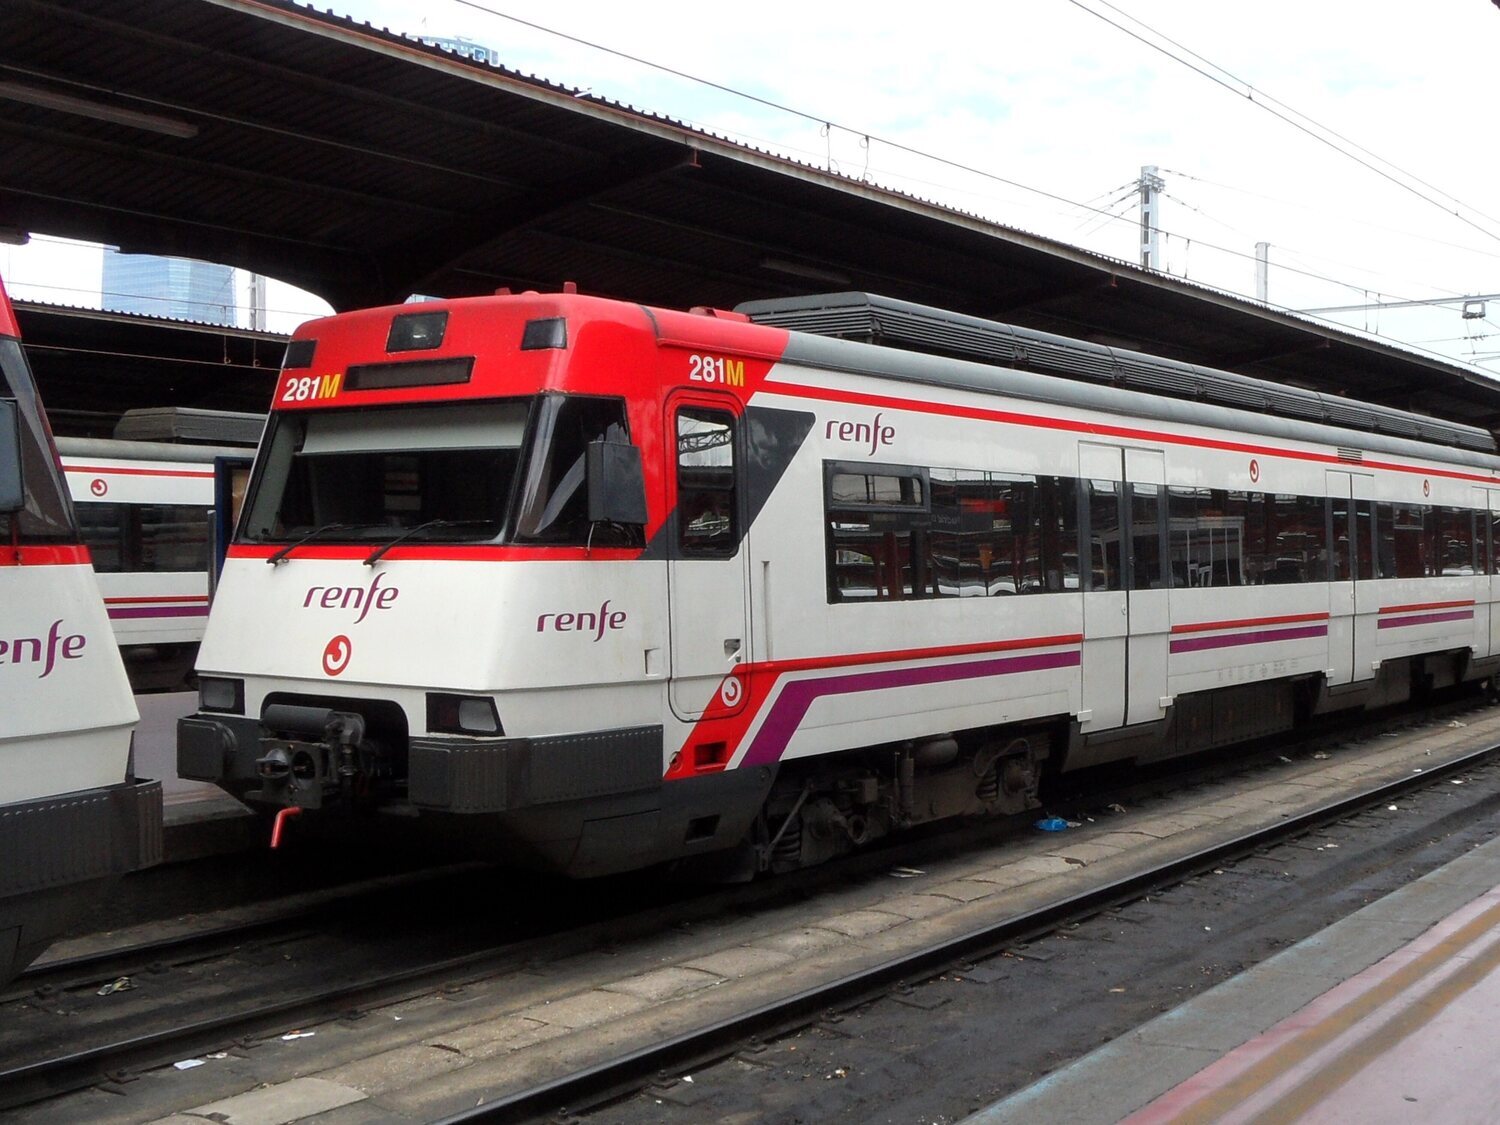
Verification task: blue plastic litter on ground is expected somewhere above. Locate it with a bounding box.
[1034,816,1070,832]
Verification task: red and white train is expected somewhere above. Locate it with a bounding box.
[0,275,160,982]
[179,290,1500,876]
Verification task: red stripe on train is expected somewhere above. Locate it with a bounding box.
[1172,612,1330,635]
[0,545,91,566]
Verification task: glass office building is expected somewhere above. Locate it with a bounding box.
[103,251,236,325]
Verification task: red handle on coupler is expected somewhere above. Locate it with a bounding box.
[270,806,302,849]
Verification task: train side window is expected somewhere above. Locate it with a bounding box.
[1329,495,1352,582]
[824,461,929,602]
[76,502,210,573]
[1354,501,1375,581]
[1374,504,1398,582]
[995,474,1041,594]
[1222,491,1266,585]
[677,407,738,557]
[1168,486,1224,587]
[1266,493,1326,584]
[1085,479,1123,592]
[1037,476,1079,592]
[515,396,638,547]
[1384,503,1428,578]
[928,468,983,597]
[1438,507,1475,576]
[1127,481,1164,590]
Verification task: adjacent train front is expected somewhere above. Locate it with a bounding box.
[178,295,675,874]
[0,277,160,983]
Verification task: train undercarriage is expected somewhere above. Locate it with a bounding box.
[180,648,1497,879]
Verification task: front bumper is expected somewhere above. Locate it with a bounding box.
[0,777,163,902]
[178,713,664,813]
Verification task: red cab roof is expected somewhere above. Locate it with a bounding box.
[0,274,19,339]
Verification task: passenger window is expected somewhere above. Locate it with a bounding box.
[1438,507,1475,575]
[824,462,929,601]
[77,502,211,573]
[677,407,737,557]
[1329,495,1352,582]
[1354,501,1375,581]
[1266,494,1326,583]
[1128,482,1164,590]
[1086,479,1123,591]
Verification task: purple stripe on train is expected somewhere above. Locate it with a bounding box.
[1377,610,1474,629]
[107,606,210,620]
[739,648,1082,768]
[1169,623,1329,654]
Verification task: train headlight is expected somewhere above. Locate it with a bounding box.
[426,693,502,736]
[387,310,447,352]
[198,676,245,714]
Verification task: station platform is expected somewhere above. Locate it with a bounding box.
[966,825,1500,1123]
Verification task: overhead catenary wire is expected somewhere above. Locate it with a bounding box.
[15,4,1491,371]
[434,1,1188,233]
[1162,168,1500,266]
[427,0,1498,345]
[1064,0,1500,245]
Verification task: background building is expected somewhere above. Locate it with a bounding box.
[103,250,237,325]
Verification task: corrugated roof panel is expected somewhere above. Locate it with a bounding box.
[740,292,1495,453]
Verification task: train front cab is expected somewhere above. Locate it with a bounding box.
[0,285,162,983]
[178,297,787,875]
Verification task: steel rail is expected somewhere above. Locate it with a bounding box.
[431,741,1500,1124]
[3,732,1493,1114]
[0,934,542,1110]
[4,861,488,1002]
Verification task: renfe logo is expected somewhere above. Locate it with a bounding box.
[1,619,86,679]
[537,600,627,642]
[303,572,399,625]
[827,412,896,455]
[323,635,352,676]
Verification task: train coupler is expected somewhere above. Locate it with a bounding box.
[254,705,367,809]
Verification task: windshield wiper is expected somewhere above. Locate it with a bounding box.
[266,522,350,566]
[363,519,492,566]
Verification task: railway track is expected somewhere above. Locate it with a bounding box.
[432,738,1500,1124]
[4,862,489,1003]
[3,702,1496,1117]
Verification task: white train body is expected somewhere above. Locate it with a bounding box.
[55,422,256,691]
[0,277,160,981]
[180,291,1500,875]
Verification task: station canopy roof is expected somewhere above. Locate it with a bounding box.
[4,0,1500,432]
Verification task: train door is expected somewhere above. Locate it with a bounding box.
[1078,443,1169,731]
[1487,490,1500,658]
[1326,469,1373,684]
[208,454,253,599]
[666,394,750,721]
[1472,488,1492,660]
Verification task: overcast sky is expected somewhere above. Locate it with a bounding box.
[6,0,1499,372]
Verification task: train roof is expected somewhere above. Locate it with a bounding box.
[0,275,17,339]
[738,293,1497,457]
[54,435,252,464]
[110,407,264,446]
[14,2,1500,443]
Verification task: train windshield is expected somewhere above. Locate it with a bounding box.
[241,399,529,545]
[0,337,76,543]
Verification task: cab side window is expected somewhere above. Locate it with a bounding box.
[677,407,737,557]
